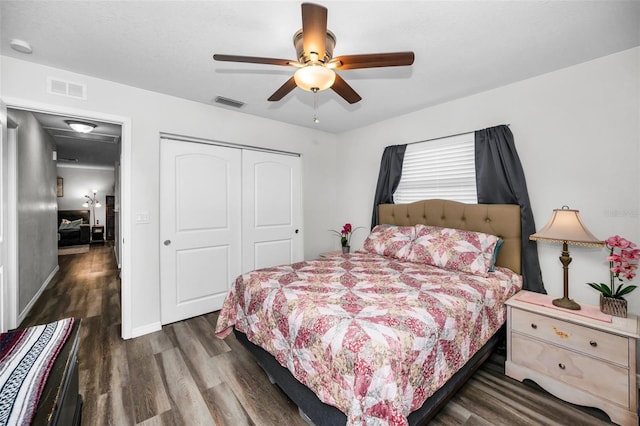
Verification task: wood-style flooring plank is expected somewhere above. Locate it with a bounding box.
[155,347,216,425]
[204,382,255,426]
[96,385,136,426]
[19,244,618,425]
[166,320,224,391]
[128,353,172,423]
[210,350,306,426]
[189,315,231,357]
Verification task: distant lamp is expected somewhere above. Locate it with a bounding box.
[83,190,102,225]
[65,120,96,134]
[530,206,604,310]
[294,65,336,92]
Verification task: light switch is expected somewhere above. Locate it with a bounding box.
[135,212,150,224]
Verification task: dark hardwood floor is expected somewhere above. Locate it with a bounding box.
[21,245,614,425]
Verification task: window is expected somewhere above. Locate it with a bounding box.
[393,133,478,204]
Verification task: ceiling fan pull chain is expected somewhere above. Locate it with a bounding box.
[312,88,320,124]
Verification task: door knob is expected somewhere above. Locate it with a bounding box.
[295,229,300,234]
[163,240,171,246]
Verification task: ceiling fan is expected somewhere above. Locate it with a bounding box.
[213,2,415,105]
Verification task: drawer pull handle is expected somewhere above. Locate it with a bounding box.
[590,340,597,347]
[558,363,566,370]
[530,323,537,329]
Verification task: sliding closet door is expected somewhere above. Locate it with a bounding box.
[160,138,241,325]
[242,150,302,273]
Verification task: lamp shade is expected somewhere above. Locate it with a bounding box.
[294,65,336,91]
[530,206,603,246]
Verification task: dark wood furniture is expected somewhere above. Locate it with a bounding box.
[105,195,115,241]
[57,210,90,247]
[91,225,105,244]
[31,320,82,426]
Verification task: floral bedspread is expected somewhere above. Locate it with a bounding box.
[215,252,522,425]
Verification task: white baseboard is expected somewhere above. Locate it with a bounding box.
[17,265,59,326]
[130,321,162,339]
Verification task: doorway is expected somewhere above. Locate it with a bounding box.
[1,101,132,337]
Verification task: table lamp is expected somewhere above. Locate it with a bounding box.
[530,206,603,310]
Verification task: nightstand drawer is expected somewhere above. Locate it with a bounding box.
[511,309,628,366]
[511,333,629,406]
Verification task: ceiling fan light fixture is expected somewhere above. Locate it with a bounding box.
[294,65,335,92]
[65,120,96,134]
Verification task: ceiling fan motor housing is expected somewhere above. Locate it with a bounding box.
[293,29,336,64]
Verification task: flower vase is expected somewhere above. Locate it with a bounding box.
[600,294,628,318]
[342,246,350,254]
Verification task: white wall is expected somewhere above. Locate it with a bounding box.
[56,166,115,226]
[1,56,339,336]
[337,47,640,315]
[3,47,638,334]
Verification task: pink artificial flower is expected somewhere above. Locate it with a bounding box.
[623,248,640,261]
[611,265,623,275]
[606,235,622,247]
[607,235,632,249]
[607,254,622,263]
[594,235,640,297]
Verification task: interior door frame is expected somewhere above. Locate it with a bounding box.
[2,97,133,338]
[0,100,9,332]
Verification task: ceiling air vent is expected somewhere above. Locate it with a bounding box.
[214,96,245,109]
[47,77,87,100]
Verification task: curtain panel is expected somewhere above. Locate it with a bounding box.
[370,145,407,229]
[475,125,545,293]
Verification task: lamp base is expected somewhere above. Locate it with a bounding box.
[552,297,581,310]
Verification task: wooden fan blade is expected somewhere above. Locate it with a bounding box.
[331,74,361,104]
[301,3,327,60]
[331,52,415,70]
[268,77,298,101]
[213,54,294,67]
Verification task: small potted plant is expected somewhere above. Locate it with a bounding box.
[330,223,362,254]
[587,235,640,317]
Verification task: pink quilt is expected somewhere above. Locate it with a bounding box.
[215,252,522,425]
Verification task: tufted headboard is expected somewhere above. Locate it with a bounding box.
[378,199,521,274]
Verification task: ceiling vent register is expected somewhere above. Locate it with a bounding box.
[214,96,245,108]
[47,77,87,100]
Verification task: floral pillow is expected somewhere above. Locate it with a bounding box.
[361,225,415,260]
[407,224,500,276]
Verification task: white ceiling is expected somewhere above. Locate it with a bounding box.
[2,1,639,134]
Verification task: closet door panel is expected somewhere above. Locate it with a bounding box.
[160,138,241,325]
[242,150,302,273]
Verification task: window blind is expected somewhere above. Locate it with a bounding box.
[393,132,478,204]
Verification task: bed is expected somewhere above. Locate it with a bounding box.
[215,199,523,425]
[57,210,91,247]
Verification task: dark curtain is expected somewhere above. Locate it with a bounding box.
[370,144,407,229]
[475,125,545,293]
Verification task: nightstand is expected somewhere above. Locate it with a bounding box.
[505,290,639,426]
[91,225,104,244]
